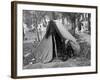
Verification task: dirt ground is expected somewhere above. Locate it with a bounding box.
[24,57,90,69]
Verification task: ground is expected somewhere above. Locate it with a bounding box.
[24,57,90,69]
[23,31,91,69]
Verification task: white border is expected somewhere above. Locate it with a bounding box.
[17,4,96,76]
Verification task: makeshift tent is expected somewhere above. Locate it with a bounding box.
[31,20,80,63]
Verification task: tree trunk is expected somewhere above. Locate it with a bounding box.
[34,13,40,42]
[88,14,91,34]
[72,21,76,36]
[36,22,40,42]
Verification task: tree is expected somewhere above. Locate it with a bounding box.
[31,11,48,41]
[88,14,91,34]
[62,12,82,36]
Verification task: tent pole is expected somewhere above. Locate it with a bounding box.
[53,35,58,60]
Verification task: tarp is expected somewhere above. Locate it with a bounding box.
[55,20,80,53]
[32,20,80,63]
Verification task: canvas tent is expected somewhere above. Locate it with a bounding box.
[31,20,80,63]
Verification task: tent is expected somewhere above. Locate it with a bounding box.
[32,20,80,63]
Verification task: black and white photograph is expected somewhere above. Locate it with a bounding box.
[11,1,97,78]
[23,10,91,69]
